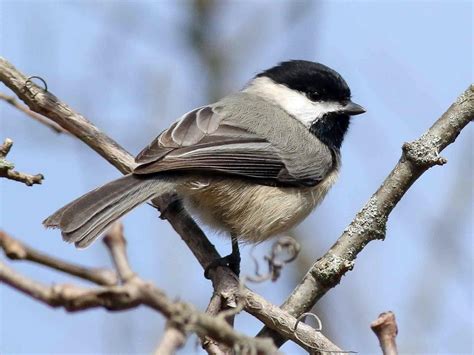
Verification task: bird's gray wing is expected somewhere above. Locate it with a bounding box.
[134,104,331,186]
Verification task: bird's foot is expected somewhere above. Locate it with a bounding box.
[204,237,240,279]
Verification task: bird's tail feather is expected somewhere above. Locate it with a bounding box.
[43,174,172,248]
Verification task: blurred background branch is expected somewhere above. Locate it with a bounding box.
[0,92,67,134]
[0,223,278,353]
[0,230,117,286]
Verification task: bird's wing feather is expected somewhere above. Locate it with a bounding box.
[134,103,332,186]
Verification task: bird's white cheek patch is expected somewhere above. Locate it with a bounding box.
[244,77,342,128]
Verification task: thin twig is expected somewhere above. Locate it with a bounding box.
[0,230,117,286]
[0,92,67,133]
[257,86,473,346]
[202,342,227,355]
[0,137,13,156]
[371,311,398,355]
[0,138,44,186]
[202,294,227,354]
[0,260,138,310]
[102,222,135,283]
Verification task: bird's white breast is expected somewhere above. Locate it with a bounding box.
[180,168,339,243]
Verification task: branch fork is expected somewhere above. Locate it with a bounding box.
[0,138,44,186]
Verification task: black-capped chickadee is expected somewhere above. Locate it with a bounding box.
[44,60,365,274]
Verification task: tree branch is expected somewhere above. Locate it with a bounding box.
[102,222,135,283]
[0,57,135,174]
[159,199,343,352]
[0,138,44,186]
[101,223,197,353]
[257,85,474,345]
[371,311,398,355]
[0,259,277,352]
[0,233,277,354]
[201,292,231,354]
[0,92,67,134]
[0,259,139,310]
[154,324,187,355]
[0,230,117,286]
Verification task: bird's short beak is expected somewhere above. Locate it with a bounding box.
[341,101,366,116]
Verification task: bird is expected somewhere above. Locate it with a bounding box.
[43,60,365,276]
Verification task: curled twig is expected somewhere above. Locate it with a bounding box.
[293,312,356,354]
[25,75,48,92]
[247,236,301,283]
[218,237,301,320]
[294,312,323,333]
[266,236,301,281]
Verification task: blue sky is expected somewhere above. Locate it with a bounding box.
[0,1,472,354]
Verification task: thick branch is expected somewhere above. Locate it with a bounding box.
[0,57,134,174]
[0,230,117,286]
[258,85,473,345]
[371,311,398,355]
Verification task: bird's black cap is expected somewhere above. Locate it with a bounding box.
[257,60,351,102]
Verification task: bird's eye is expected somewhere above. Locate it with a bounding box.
[308,91,321,101]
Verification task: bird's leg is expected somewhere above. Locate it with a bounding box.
[204,235,241,279]
[228,236,241,276]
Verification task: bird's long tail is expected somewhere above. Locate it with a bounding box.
[43,174,174,248]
